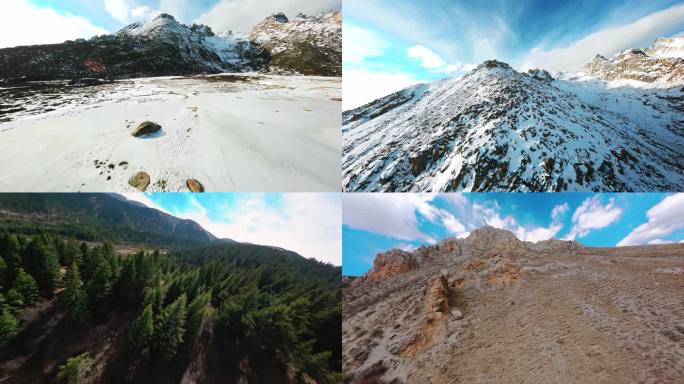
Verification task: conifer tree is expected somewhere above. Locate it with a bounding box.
[154,294,187,361]
[184,292,211,349]
[14,268,39,306]
[129,304,154,352]
[87,257,112,310]
[6,289,23,313]
[2,235,23,287]
[0,308,18,348]
[63,262,88,324]
[63,238,82,268]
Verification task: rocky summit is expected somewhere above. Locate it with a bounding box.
[249,11,342,76]
[342,37,684,192]
[342,227,684,383]
[0,11,341,82]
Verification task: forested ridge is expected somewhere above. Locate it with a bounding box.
[0,230,341,383]
[0,193,216,246]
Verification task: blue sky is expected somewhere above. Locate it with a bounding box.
[343,0,684,109]
[124,192,342,266]
[0,0,339,48]
[342,193,684,276]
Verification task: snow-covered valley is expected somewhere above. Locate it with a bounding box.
[0,74,341,192]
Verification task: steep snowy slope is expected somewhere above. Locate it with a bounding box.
[249,11,342,76]
[343,39,684,192]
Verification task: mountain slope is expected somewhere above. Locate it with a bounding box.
[249,11,342,76]
[0,14,267,82]
[342,38,684,192]
[343,227,684,383]
[0,193,217,245]
[0,11,342,82]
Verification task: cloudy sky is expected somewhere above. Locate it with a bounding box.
[343,193,684,275]
[0,0,339,48]
[344,0,684,109]
[123,193,341,266]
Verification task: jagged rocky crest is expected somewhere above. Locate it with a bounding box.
[362,226,584,282]
[343,37,684,192]
[0,11,341,82]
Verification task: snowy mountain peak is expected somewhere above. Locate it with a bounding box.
[647,36,684,59]
[117,13,187,38]
[475,60,513,71]
[343,39,684,192]
[582,37,684,85]
[271,12,289,23]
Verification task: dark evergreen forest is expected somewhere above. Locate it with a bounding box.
[0,195,341,383]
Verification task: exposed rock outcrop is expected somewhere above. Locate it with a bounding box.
[249,11,341,76]
[367,249,419,281]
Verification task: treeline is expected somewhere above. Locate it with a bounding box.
[0,232,341,383]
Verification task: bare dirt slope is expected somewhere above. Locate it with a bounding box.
[342,227,684,384]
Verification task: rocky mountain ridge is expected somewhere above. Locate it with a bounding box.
[0,11,341,82]
[249,11,341,76]
[361,226,584,282]
[342,37,684,192]
[583,36,684,85]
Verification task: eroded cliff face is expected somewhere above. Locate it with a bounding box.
[343,227,684,383]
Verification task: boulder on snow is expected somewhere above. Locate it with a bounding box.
[131,121,161,137]
[129,171,150,191]
[187,179,204,192]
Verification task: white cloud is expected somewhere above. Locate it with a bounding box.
[104,0,130,23]
[521,3,684,71]
[343,23,388,63]
[552,203,570,221]
[343,194,568,244]
[565,196,623,240]
[343,68,422,110]
[123,193,341,265]
[0,0,108,48]
[131,6,159,19]
[472,201,568,243]
[617,193,684,246]
[407,45,462,74]
[342,193,437,243]
[647,239,673,245]
[196,0,340,33]
[104,0,160,23]
[158,0,190,22]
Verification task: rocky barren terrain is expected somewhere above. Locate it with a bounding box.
[342,37,684,192]
[342,227,684,383]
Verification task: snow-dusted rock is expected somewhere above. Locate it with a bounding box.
[249,11,341,76]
